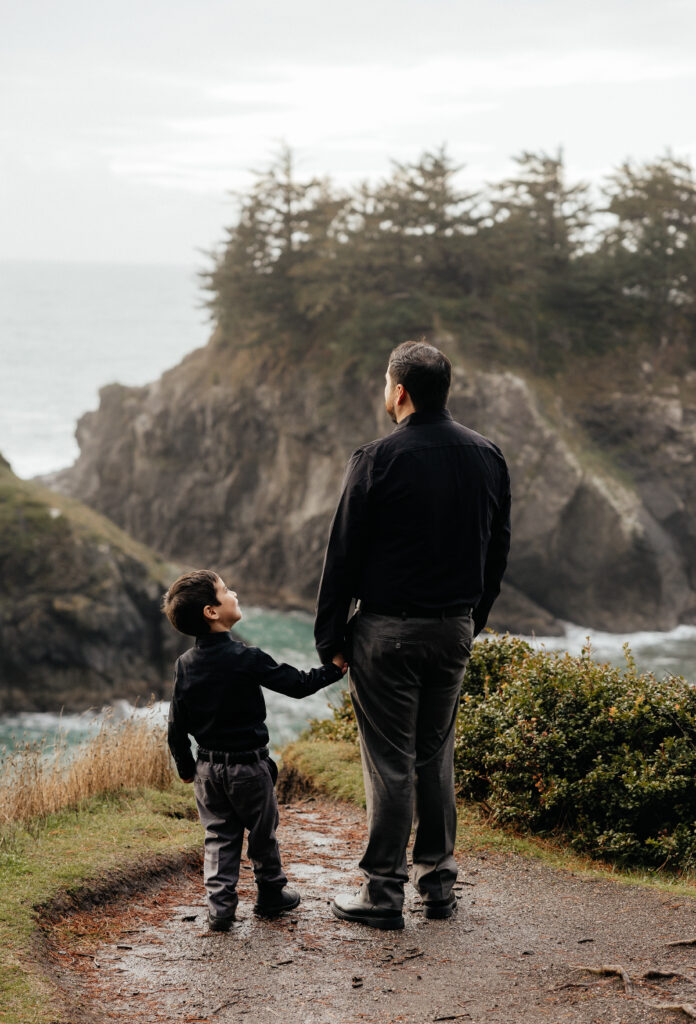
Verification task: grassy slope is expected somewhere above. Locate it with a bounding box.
[0,784,200,1024]
[282,738,696,901]
[0,461,176,582]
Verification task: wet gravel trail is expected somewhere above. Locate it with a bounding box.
[50,798,696,1023]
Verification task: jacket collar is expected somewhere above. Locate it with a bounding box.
[195,631,231,648]
[396,409,452,429]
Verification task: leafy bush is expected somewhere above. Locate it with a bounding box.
[307,635,696,868]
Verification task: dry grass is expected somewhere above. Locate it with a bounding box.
[0,709,174,832]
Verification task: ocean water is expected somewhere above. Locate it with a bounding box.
[2,260,696,756]
[0,260,211,478]
[0,606,344,756]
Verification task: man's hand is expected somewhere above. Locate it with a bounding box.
[181,777,194,784]
[332,652,348,675]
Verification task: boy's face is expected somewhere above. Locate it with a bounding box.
[205,576,242,631]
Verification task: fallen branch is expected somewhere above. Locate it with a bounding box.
[642,969,694,982]
[574,964,634,995]
[668,939,696,947]
[575,964,696,1018]
[641,1001,696,1019]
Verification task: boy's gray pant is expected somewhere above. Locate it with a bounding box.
[349,611,473,912]
[193,755,287,918]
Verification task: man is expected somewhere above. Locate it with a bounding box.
[314,340,511,930]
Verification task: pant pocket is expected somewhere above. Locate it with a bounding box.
[266,757,279,785]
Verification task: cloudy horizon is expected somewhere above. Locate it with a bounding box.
[2,0,695,265]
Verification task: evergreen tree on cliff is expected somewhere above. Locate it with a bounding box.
[600,154,696,363]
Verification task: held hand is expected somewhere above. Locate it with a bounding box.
[332,652,348,675]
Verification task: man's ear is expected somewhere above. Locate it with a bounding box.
[203,604,219,622]
[396,384,408,406]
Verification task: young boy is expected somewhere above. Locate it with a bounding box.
[163,569,346,932]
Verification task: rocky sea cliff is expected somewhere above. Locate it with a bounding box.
[48,335,696,637]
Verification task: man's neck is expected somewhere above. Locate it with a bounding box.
[394,399,416,422]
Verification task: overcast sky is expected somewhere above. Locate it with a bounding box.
[2,0,695,266]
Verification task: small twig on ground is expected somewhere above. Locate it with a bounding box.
[393,951,425,966]
[668,939,696,947]
[574,964,634,995]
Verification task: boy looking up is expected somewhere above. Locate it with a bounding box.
[163,569,346,932]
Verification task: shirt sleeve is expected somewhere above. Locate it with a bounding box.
[473,457,512,636]
[247,647,344,698]
[167,662,196,780]
[314,448,372,662]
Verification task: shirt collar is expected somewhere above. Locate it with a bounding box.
[396,409,452,429]
[195,631,231,648]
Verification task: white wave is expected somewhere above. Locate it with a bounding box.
[511,621,696,680]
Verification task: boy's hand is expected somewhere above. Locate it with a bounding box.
[332,652,348,675]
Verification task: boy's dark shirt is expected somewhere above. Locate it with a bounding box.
[168,632,342,780]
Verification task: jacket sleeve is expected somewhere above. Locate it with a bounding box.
[167,663,196,780]
[314,448,372,662]
[473,458,512,636]
[248,647,344,697]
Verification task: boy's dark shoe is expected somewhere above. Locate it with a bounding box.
[207,910,236,932]
[331,889,404,931]
[423,893,458,920]
[254,885,301,916]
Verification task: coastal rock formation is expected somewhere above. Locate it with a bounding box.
[0,457,184,713]
[50,338,696,635]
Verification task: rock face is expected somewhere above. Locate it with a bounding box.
[51,339,696,636]
[0,459,185,713]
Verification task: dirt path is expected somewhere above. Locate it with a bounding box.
[49,798,696,1023]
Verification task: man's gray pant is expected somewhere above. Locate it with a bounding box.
[349,611,473,912]
[193,755,287,918]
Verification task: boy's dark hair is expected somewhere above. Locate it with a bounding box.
[387,340,452,411]
[162,569,220,636]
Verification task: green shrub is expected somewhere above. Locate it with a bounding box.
[307,635,696,868]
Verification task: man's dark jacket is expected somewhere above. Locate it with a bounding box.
[314,409,511,663]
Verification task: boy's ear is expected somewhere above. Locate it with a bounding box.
[203,604,219,622]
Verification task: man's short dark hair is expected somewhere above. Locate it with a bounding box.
[162,569,220,636]
[387,340,452,411]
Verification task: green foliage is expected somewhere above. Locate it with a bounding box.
[308,635,696,868]
[204,145,696,374]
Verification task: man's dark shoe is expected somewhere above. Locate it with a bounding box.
[207,910,236,932]
[424,893,458,920]
[331,889,404,931]
[253,885,301,916]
